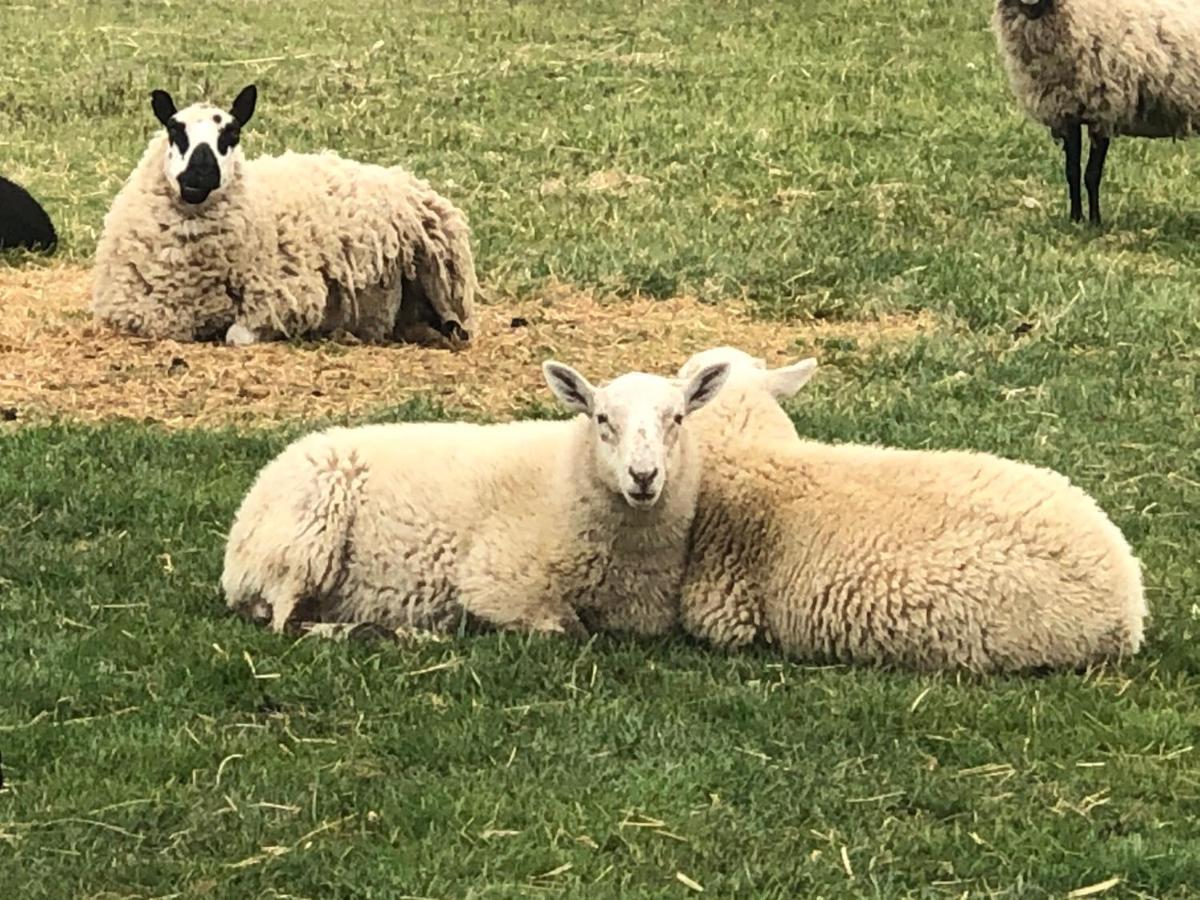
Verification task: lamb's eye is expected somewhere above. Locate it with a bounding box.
[595,413,608,426]
[673,413,683,425]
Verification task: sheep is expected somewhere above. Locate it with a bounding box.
[221,358,732,640]
[992,0,1200,225]
[91,84,477,347]
[0,175,56,253]
[674,345,1147,673]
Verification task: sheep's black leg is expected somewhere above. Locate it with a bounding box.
[1084,132,1110,227]
[1062,122,1083,223]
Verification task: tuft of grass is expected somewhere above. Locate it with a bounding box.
[1,1,1198,897]
[2,317,1197,896]
[5,0,1200,318]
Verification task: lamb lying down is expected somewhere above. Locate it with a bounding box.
[221,358,732,640]
[674,346,1147,673]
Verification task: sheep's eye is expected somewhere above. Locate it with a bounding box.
[595,413,608,426]
[673,413,684,426]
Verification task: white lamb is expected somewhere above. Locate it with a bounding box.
[221,358,732,639]
[673,346,1147,673]
[92,84,477,347]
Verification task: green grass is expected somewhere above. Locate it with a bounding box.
[3,0,1200,896]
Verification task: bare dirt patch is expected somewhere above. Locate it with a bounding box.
[1,264,934,428]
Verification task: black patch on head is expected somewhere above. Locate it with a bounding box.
[217,120,241,155]
[166,120,189,155]
[230,84,257,126]
[150,89,176,126]
[177,143,220,203]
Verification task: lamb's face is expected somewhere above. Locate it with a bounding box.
[150,84,257,206]
[543,361,731,509]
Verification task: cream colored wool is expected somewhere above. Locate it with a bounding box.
[675,347,1147,673]
[92,132,477,345]
[993,0,1200,138]
[222,362,731,639]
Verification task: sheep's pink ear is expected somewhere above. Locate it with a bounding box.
[764,358,817,399]
[231,84,257,126]
[151,89,176,126]
[542,361,594,415]
[683,362,731,415]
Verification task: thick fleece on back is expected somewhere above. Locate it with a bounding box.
[92,136,477,344]
[993,0,1200,138]
[680,404,1146,673]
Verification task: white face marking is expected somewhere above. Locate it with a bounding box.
[161,103,244,205]
[543,361,730,509]
[591,373,687,507]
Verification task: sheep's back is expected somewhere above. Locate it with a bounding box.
[993,0,1200,136]
[754,441,1145,671]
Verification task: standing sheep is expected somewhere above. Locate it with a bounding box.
[92,85,477,346]
[674,346,1147,673]
[221,358,731,639]
[993,0,1200,225]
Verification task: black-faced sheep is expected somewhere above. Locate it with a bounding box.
[91,85,477,346]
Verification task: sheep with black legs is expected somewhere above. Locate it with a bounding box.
[92,85,477,346]
[221,358,731,640]
[993,0,1200,225]
[673,346,1147,673]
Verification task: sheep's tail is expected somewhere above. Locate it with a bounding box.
[222,442,368,632]
[0,174,57,254]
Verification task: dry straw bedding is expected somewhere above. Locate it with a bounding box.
[1,264,932,429]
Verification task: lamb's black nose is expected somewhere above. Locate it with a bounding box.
[629,467,658,489]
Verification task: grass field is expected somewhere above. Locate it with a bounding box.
[3,0,1199,896]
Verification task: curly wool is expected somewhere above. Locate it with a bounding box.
[92,135,477,344]
[993,0,1200,137]
[221,418,701,639]
[680,390,1146,673]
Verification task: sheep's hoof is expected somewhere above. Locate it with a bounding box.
[225,323,257,347]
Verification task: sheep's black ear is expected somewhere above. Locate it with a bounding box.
[230,84,257,126]
[150,89,176,126]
